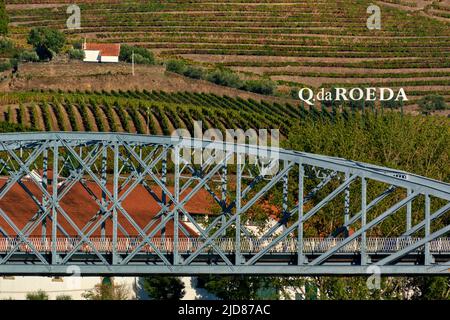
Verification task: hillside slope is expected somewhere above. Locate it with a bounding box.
[4,0,450,106]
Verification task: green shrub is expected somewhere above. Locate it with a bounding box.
[418,95,448,113]
[290,88,300,99]
[206,68,242,88]
[26,290,49,300]
[119,44,155,64]
[18,50,39,62]
[68,48,85,60]
[82,282,129,300]
[166,62,276,94]
[0,38,15,55]
[166,59,187,74]
[183,65,204,79]
[0,59,11,72]
[72,38,83,50]
[242,79,276,95]
[132,53,149,64]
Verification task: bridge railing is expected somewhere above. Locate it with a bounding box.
[1,237,449,254]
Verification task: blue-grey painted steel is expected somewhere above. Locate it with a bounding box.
[0,132,448,276]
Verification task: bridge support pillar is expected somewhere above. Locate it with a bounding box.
[221,165,227,237]
[112,142,119,265]
[235,154,242,265]
[173,146,180,265]
[41,149,48,244]
[161,154,167,240]
[344,171,350,225]
[101,146,107,240]
[424,194,432,266]
[406,188,412,234]
[297,162,306,265]
[51,142,59,265]
[361,176,368,266]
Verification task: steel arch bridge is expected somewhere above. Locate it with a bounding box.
[0,132,449,276]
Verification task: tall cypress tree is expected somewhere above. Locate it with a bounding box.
[0,0,8,35]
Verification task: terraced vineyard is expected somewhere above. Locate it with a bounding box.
[0,90,308,135]
[379,0,450,20]
[5,0,450,106]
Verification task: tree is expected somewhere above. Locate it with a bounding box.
[27,27,66,61]
[82,279,130,300]
[0,0,8,35]
[410,277,450,300]
[282,112,450,300]
[143,276,185,300]
[26,290,49,300]
[418,94,448,113]
[198,276,280,300]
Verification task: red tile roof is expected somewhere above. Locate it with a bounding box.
[84,43,121,57]
[0,178,214,237]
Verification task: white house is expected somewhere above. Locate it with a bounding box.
[83,42,120,63]
[0,276,139,300]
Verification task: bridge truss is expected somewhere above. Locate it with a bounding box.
[0,132,449,275]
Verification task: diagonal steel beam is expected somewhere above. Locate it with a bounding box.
[1,141,117,265]
[344,185,396,228]
[122,142,235,266]
[58,142,170,265]
[183,163,295,266]
[378,224,450,265]
[59,138,114,201]
[309,192,419,266]
[0,157,70,238]
[119,212,175,265]
[261,170,340,239]
[3,142,101,240]
[244,175,358,266]
[0,142,46,199]
[403,202,450,237]
[0,207,49,266]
